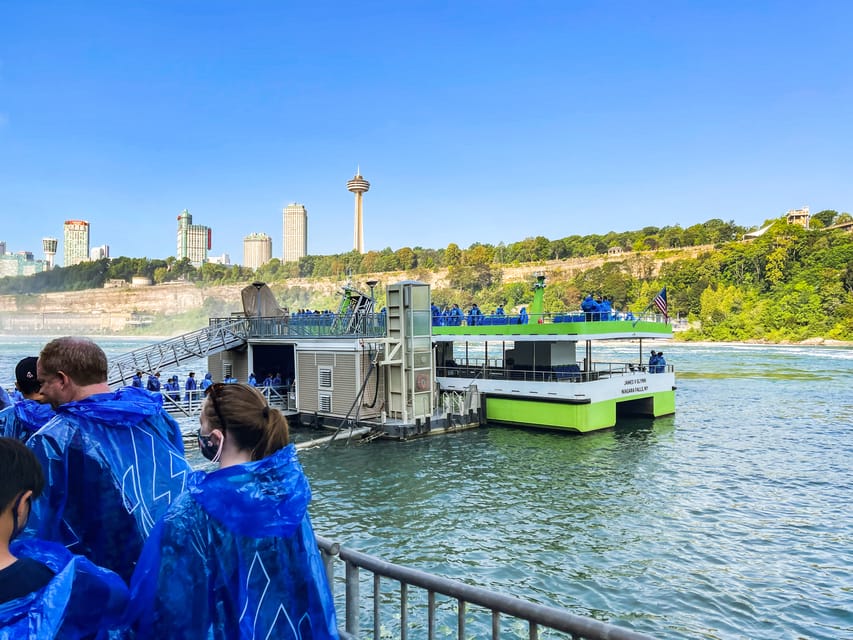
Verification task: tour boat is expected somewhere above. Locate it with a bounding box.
[432,275,675,433]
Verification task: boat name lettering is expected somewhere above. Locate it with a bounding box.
[621,377,648,395]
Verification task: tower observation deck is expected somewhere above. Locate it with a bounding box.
[347,170,370,254]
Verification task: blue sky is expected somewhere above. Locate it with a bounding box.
[1,1,851,266]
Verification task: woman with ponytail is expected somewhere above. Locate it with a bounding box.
[127,384,338,639]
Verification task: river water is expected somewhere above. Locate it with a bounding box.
[1,337,851,639]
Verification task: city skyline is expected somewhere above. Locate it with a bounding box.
[1,3,852,264]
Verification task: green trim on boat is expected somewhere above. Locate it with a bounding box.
[433,319,671,338]
[485,390,675,433]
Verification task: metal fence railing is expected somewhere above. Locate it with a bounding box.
[316,536,654,640]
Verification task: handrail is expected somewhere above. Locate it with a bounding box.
[107,319,248,387]
[316,535,654,640]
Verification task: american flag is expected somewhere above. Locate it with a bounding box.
[653,288,668,318]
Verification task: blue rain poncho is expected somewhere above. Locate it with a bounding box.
[0,539,128,639]
[0,399,56,442]
[0,386,11,410]
[128,444,339,639]
[24,386,190,582]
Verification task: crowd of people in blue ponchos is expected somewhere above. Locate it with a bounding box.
[0,336,338,639]
[126,366,291,409]
[430,293,638,328]
[431,302,528,326]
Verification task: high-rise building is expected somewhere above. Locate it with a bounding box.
[90,244,110,260]
[0,252,47,277]
[0,241,6,256]
[42,237,58,269]
[347,169,370,254]
[176,209,210,266]
[282,203,308,263]
[243,233,272,270]
[63,220,90,267]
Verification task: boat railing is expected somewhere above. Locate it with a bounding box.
[434,310,669,327]
[161,386,292,420]
[259,384,296,411]
[211,314,387,339]
[437,360,672,384]
[316,535,653,640]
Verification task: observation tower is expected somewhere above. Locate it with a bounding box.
[347,169,370,254]
[42,237,58,270]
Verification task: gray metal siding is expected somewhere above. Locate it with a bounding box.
[297,351,359,417]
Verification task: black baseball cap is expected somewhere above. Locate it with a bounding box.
[15,357,40,395]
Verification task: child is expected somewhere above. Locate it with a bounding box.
[0,437,129,638]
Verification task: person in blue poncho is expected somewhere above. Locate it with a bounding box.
[184,371,198,402]
[24,337,191,583]
[146,371,161,393]
[0,386,11,411]
[200,372,213,392]
[0,357,55,443]
[0,437,129,639]
[128,383,339,639]
[131,371,144,388]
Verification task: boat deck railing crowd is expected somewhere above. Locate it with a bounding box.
[204,306,667,342]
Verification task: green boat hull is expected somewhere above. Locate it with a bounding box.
[485,390,676,433]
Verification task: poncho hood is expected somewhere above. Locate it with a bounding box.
[0,539,128,639]
[57,386,168,431]
[188,444,311,538]
[15,399,56,432]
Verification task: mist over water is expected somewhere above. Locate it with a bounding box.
[2,337,851,638]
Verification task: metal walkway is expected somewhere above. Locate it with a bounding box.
[107,319,248,388]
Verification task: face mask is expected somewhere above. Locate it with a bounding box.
[198,431,223,463]
[10,494,31,541]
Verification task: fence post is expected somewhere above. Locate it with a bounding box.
[345,561,360,637]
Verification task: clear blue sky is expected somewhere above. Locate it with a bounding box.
[1,1,851,266]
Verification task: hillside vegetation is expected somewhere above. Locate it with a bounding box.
[2,215,851,342]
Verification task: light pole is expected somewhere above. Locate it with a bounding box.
[366,280,379,304]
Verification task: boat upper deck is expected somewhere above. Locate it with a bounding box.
[431,312,672,342]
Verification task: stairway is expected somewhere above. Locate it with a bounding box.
[107,319,248,388]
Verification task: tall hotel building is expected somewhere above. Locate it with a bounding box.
[176,209,210,266]
[63,220,90,267]
[243,233,272,270]
[282,203,308,263]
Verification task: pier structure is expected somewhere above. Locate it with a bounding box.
[346,169,370,254]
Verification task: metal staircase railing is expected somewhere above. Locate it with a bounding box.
[107,319,248,388]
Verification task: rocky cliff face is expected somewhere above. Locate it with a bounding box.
[0,283,244,334]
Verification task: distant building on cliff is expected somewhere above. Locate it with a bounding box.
[208,253,231,265]
[64,220,90,267]
[0,251,47,277]
[786,206,810,229]
[176,209,210,266]
[244,232,272,270]
[90,244,110,261]
[282,203,307,263]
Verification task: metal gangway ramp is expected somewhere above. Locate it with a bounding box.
[107,319,248,388]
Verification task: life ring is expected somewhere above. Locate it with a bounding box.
[415,372,429,392]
